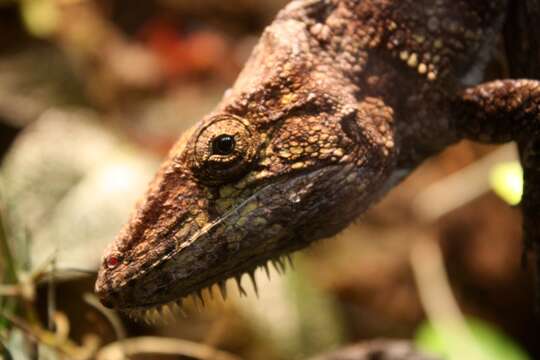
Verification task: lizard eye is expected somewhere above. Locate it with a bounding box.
[212,134,236,155]
[192,115,258,184]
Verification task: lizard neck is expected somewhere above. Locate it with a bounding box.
[328,0,508,168]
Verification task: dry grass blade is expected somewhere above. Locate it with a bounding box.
[96,336,243,360]
[0,180,19,330]
[0,182,17,285]
[83,293,126,341]
[0,310,98,360]
[412,145,517,223]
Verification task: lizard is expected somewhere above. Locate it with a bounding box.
[95,0,540,320]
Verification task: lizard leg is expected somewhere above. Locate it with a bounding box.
[455,79,540,305]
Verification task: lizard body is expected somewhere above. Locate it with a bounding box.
[95,0,540,317]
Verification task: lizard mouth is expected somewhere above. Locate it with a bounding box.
[111,165,349,323]
[120,213,303,324]
[123,247,295,324]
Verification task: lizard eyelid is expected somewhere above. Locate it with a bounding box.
[191,115,259,184]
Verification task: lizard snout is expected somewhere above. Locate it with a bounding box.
[98,293,114,309]
[94,272,118,309]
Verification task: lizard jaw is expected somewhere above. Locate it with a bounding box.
[97,164,368,315]
[120,253,294,324]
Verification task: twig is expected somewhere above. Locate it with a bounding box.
[410,238,490,360]
[0,311,97,360]
[47,259,56,331]
[308,340,440,360]
[83,293,126,340]
[412,144,517,223]
[96,336,243,360]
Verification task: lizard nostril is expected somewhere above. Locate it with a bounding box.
[97,290,116,309]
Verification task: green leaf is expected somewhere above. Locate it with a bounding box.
[415,317,530,360]
[489,162,523,206]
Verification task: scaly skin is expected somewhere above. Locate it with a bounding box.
[95,0,540,317]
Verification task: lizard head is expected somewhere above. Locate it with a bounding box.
[95,17,396,317]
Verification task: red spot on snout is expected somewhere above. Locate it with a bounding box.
[106,255,120,269]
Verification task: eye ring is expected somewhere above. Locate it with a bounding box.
[191,115,258,184]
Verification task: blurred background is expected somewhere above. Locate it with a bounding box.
[0,0,538,359]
